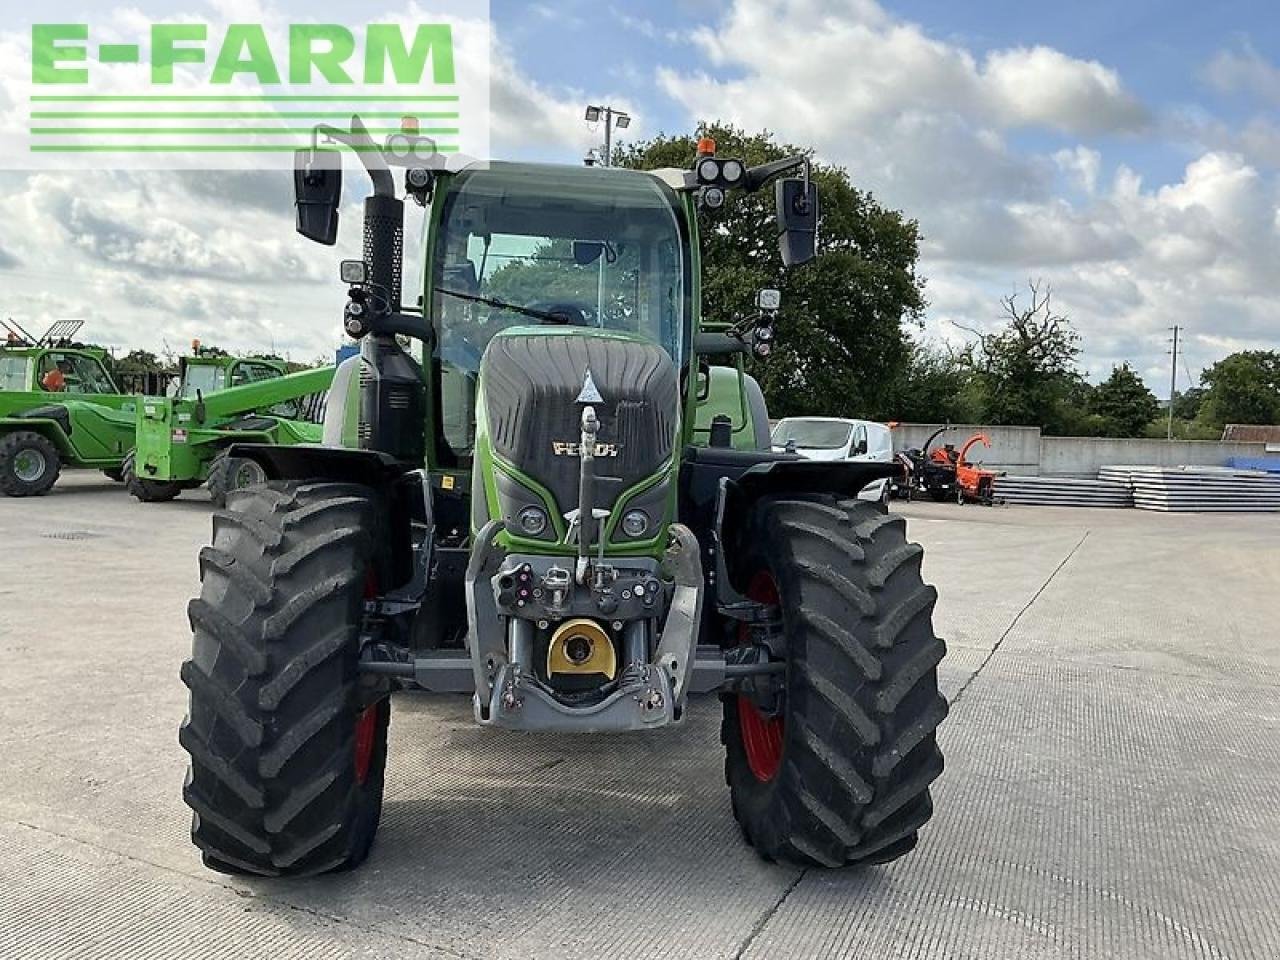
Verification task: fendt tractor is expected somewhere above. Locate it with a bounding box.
[179,119,948,877]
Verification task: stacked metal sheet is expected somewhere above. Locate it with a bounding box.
[994,475,1134,508]
[1099,465,1280,512]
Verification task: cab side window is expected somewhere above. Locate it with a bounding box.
[230,362,280,388]
[37,352,115,394]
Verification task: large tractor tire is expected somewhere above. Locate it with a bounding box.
[0,430,61,497]
[722,496,947,868]
[205,451,267,508]
[179,482,390,877]
[122,450,184,503]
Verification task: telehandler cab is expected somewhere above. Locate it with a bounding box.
[179,120,947,877]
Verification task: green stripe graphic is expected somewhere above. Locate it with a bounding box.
[30,95,460,103]
[30,144,462,153]
[29,128,461,136]
[30,111,459,119]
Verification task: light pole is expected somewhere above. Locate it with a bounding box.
[584,105,631,167]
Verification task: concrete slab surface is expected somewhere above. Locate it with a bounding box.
[2,475,1278,958]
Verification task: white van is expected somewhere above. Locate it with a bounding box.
[770,416,895,504]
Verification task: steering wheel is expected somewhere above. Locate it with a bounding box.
[532,301,594,326]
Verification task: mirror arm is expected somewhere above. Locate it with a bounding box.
[369,311,435,347]
[743,155,810,194]
[695,332,749,356]
[314,116,394,198]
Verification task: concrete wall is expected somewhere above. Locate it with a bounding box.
[892,423,1277,477]
[1039,437,1273,477]
[891,424,1042,475]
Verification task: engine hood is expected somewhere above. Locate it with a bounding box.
[479,329,680,515]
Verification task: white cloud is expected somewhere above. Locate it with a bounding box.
[1202,44,1280,103]
[1054,146,1101,194]
[655,0,1278,387]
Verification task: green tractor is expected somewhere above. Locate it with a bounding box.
[179,120,947,877]
[0,319,141,496]
[125,353,334,506]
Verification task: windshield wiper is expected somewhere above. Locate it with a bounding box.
[437,288,563,324]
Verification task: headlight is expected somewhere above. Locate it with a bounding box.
[697,158,721,183]
[721,159,744,184]
[702,186,726,209]
[517,506,548,537]
[621,510,650,538]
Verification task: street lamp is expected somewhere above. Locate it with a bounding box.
[584,104,631,167]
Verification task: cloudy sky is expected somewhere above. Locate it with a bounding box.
[2,0,1278,396]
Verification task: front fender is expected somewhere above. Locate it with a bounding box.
[1,416,73,458]
[229,442,410,487]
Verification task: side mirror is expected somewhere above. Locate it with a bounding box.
[294,148,343,246]
[573,241,605,266]
[775,178,818,267]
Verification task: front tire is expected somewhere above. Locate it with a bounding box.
[722,497,948,868]
[122,450,184,503]
[179,481,390,877]
[0,431,61,497]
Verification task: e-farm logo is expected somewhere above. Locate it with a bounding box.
[7,7,488,170]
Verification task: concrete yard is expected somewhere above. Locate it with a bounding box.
[2,473,1279,960]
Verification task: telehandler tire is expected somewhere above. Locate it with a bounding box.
[122,450,184,503]
[206,451,267,508]
[179,481,390,877]
[0,430,61,497]
[722,496,947,868]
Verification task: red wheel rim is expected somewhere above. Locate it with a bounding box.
[354,705,378,785]
[738,571,784,782]
[355,568,380,786]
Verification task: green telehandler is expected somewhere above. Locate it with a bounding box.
[179,120,947,877]
[1,319,143,496]
[125,359,334,506]
[1,322,322,500]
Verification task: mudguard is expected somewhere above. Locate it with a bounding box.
[228,442,409,487]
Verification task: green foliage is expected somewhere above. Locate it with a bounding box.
[1088,362,1161,437]
[1171,386,1205,422]
[1198,350,1280,427]
[616,123,926,419]
[886,341,982,423]
[116,349,171,374]
[956,281,1086,435]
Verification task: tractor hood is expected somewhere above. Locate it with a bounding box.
[479,329,679,519]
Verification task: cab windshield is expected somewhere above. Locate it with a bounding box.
[181,363,225,398]
[0,355,30,391]
[430,162,689,459]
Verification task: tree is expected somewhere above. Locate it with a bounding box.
[115,349,167,375]
[1088,362,1160,437]
[615,124,926,419]
[1198,350,1280,426]
[954,281,1084,433]
[1171,386,1206,422]
[887,341,982,423]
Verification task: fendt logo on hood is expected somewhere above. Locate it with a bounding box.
[552,441,620,457]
